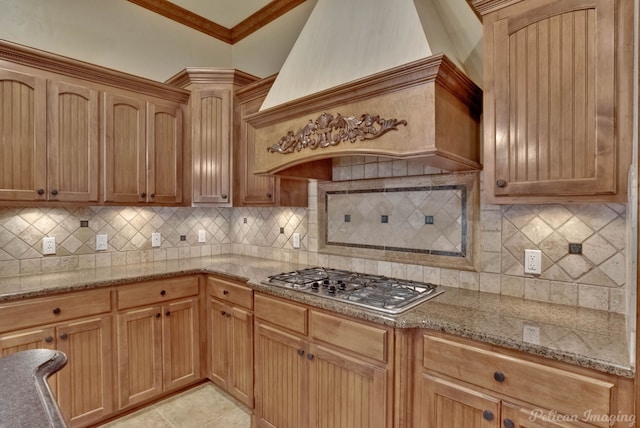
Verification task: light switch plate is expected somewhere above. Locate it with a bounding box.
[151,232,161,248]
[96,234,108,251]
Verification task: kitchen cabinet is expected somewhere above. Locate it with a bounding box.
[0,289,113,427]
[206,276,254,407]
[103,93,183,204]
[0,69,99,202]
[253,293,392,428]
[166,68,258,206]
[415,332,629,428]
[116,277,200,408]
[235,75,309,207]
[473,0,634,203]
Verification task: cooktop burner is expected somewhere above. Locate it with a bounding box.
[264,267,443,314]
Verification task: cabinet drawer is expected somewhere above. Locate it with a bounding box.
[310,310,388,363]
[0,289,111,332]
[422,334,614,421]
[118,276,199,309]
[207,276,252,309]
[254,293,307,335]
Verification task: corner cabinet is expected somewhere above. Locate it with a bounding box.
[234,76,309,207]
[0,69,99,202]
[253,293,393,428]
[473,0,634,203]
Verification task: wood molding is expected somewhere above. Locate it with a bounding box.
[127,0,306,44]
[469,0,525,16]
[0,39,190,103]
[165,68,259,89]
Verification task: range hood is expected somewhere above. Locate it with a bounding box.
[244,0,483,179]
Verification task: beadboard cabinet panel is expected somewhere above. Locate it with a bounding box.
[147,101,183,204]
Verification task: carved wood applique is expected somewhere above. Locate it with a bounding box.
[267,112,408,154]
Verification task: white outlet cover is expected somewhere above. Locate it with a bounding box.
[151,232,161,248]
[293,232,301,249]
[523,324,540,344]
[96,234,108,251]
[42,237,56,255]
[198,230,206,243]
[524,249,542,274]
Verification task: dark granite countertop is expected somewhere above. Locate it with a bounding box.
[0,349,67,428]
[0,254,633,378]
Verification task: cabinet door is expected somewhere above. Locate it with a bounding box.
[47,80,99,202]
[147,101,183,204]
[501,402,593,428]
[486,0,616,201]
[117,305,163,407]
[228,305,253,407]
[208,297,229,389]
[192,89,231,204]
[254,320,307,428]
[418,373,501,428]
[104,93,146,203]
[162,298,199,391]
[308,343,388,428]
[55,315,113,427]
[0,69,47,201]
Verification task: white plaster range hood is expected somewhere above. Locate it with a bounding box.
[244,0,483,179]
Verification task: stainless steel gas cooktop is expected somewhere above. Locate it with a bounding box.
[264,267,443,314]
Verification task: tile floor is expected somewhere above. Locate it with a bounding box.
[98,383,251,428]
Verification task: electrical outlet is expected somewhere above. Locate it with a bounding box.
[42,237,56,255]
[524,249,542,274]
[198,230,206,243]
[293,232,301,249]
[96,234,108,251]
[523,324,540,344]
[151,232,161,248]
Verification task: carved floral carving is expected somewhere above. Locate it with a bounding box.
[267,112,408,154]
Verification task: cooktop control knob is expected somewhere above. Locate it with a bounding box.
[328,285,337,294]
[311,282,320,291]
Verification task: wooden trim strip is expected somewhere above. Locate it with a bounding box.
[127,0,306,45]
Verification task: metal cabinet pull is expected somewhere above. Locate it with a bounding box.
[37,189,45,195]
[52,307,61,315]
[141,192,146,198]
[482,410,494,421]
[221,310,227,316]
[306,353,314,361]
[297,349,304,357]
[266,193,272,198]
[160,290,166,296]
[155,313,161,318]
[493,371,506,382]
[503,419,515,428]
[221,194,227,199]
[496,179,507,188]
[150,193,155,198]
[165,311,171,317]
[223,290,229,295]
[44,336,54,343]
[50,189,58,196]
[59,333,68,340]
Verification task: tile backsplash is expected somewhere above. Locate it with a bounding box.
[0,155,632,315]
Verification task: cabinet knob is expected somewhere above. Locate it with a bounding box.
[226,313,231,318]
[297,349,305,357]
[306,353,314,361]
[165,311,171,317]
[493,371,506,382]
[482,410,494,421]
[50,189,59,196]
[223,290,229,295]
[156,313,161,318]
[141,192,146,198]
[160,290,166,296]
[150,193,155,198]
[221,310,227,316]
[37,189,45,195]
[44,336,54,343]
[221,194,227,199]
[52,307,61,315]
[496,179,507,188]
[266,193,272,198]
[59,333,68,340]
[503,419,515,428]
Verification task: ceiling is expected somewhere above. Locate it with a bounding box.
[126,0,306,44]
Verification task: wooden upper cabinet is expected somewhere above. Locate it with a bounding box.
[475,0,633,203]
[104,93,146,203]
[147,101,183,204]
[48,80,99,202]
[192,89,232,204]
[0,69,47,201]
[103,94,183,204]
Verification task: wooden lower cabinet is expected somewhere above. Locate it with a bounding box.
[0,315,113,427]
[208,297,254,407]
[253,293,392,428]
[117,297,199,408]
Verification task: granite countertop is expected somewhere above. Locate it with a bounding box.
[0,254,633,378]
[0,349,67,428]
